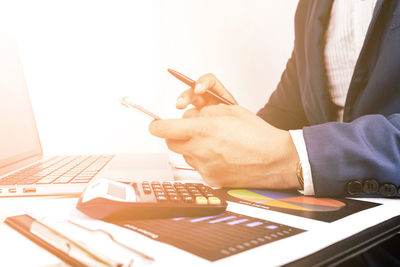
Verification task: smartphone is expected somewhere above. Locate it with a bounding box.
[120,96,162,120]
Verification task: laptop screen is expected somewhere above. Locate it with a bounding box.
[0,34,42,175]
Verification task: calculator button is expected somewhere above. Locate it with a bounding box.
[208,197,221,205]
[143,188,152,194]
[204,193,215,197]
[189,189,201,193]
[176,187,187,191]
[195,196,208,205]
[153,189,164,194]
[180,192,191,197]
[181,196,192,203]
[165,188,176,193]
[187,183,204,187]
[156,196,168,202]
[169,196,181,202]
[175,187,185,191]
[162,182,172,186]
[193,193,203,197]
[188,186,198,189]
[177,189,189,194]
[165,189,176,193]
[200,187,212,192]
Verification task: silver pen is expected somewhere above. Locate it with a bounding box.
[30,218,125,267]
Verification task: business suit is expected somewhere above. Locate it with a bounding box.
[257,0,400,197]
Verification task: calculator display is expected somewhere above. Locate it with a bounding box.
[107,183,127,199]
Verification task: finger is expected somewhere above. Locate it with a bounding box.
[194,73,237,104]
[165,139,192,155]
[176,88,208,109]
[194,73,218,94]
[176,88,194,109]
[149,118,199,140]
[199,104,235,117]
[183,155,197,169]
[191,95,207,108]
[182,108,200,118]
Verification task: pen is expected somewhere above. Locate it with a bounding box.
[5,214,123,267]
[67,219,155,262]
[167,68,235,105]
[30,218,122,267]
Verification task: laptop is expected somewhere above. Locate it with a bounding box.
[0,33,173,197]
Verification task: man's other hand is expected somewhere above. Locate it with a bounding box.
[149,105,300,189]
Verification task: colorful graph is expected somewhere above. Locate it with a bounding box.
[227,189,346,212]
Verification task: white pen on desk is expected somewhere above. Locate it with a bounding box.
[30,217,123,267]
[67,219,155,263]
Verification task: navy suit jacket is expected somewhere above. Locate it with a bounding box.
[257,0,400,197]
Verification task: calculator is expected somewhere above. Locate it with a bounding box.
[76,179,227,220]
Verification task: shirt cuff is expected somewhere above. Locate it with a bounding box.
[289,129,315,195]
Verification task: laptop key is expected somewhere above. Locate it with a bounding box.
[71,180,91,184]
[53,177,75,184]
[16,179,39,185]
[36,177,59,184]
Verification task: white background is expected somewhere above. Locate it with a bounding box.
[0,0,297,155]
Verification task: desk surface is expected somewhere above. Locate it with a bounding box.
[1,193,400,267]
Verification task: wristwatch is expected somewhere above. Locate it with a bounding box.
[296,161,304,190]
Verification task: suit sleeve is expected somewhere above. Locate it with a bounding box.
[304,114,400,197]
[257,51,309,130]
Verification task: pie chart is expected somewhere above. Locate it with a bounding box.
[227,189,346,212]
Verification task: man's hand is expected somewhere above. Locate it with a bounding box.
[149,105,300,189]
[175,73,238,109]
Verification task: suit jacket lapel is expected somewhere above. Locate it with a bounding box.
[343,0,386,121]
[303,0,334,124]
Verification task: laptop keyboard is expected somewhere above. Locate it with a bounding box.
[0,155,114,186]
